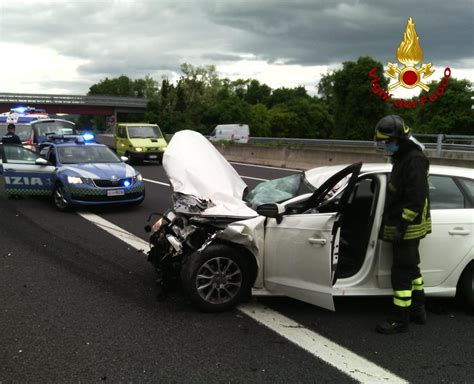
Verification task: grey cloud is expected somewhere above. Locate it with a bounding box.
[0,0,472,94]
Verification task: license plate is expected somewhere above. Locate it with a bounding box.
[148,155,158,159]
[107,189,125,196]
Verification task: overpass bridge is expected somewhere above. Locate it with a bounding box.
[0,92,148,120]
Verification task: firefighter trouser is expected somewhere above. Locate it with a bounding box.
[391,240,425,310]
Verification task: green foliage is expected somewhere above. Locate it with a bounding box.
[415,78,473,135]
[86,58,472,138]
[323,56,389,140]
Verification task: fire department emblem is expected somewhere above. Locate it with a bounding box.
[386,18,435,92]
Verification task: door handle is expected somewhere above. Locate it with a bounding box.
[308,238,327,245]
[448,228,470,236]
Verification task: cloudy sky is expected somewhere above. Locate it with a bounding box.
[0,0,473,98]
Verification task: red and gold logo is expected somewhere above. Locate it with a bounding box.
[386,18,435,92]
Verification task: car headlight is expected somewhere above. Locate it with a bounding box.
[134,147,143,152]
[135,173,143,181]
[67,176,83,184]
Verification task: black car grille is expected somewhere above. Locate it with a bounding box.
[71,192,143,202]
[93,178,132,188]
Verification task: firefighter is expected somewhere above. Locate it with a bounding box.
[374,115,432,334]
[2,123,22,145]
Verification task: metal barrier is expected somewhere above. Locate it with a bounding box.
[248,134,474,155]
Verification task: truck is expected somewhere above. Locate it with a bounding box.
[209,124,250,143]
[97,123,167,164]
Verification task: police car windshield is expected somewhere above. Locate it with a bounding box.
[57,146,121,164]
[128,126,162,138]
[35,121,76,136]
[0,124,31,141]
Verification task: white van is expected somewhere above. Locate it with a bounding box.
[209,124,249,143]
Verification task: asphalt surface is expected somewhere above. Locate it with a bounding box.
[1,161,473,383]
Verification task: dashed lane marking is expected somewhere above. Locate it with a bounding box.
[238,303,408,383]
[77,212,407,384]
[230,161,301,172]
[143,176,268,185]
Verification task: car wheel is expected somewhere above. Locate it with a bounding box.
[458,262,474,314]
[181,244,252,312]
[53,184,69,211]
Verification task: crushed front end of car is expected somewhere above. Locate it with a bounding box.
[146,130,262,311]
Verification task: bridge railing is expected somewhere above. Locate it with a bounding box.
[0,92,148,108]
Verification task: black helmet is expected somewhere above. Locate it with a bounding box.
[375,115,411,141]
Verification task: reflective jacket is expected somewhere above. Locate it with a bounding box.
[381,142,432,242]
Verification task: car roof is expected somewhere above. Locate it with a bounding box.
[31,118,76,125]
[46,141,105,148]
[305,163,474,179]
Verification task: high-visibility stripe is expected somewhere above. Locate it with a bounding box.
[402,208,418,222]
[412,284,424,291]
[412,277,423,285]
[394,290,412,298]
[394,297,412,307]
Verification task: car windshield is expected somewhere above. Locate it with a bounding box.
[0,124,32,141]
[57,145,121,164]
[245,173,315,209]
[128,126,163,138]
[35,121,76,137]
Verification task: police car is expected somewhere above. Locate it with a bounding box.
[0,134,145,210]
[0,107,78,149]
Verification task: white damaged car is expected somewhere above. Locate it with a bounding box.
[146,130,474,312]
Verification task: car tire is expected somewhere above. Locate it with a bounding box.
[457,262,474,314]
[181,244,252,312]
[53,184,69,211]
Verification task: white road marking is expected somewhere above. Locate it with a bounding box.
[77,212,150,253]
[77,211,406,383]
[239,303,408,383]
[230,161,301,172]
[241,175,268,181]
[143,178,170,186]
[143,176,267,185]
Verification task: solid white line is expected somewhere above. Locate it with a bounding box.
[241,175,268,181]
[238,302,408,383]
[144,176,268,184]
[230,161,301,172]
[77,212,150,253]
[143,178,170,187]
[78,211,405,383]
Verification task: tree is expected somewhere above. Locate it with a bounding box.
[415,78,473,135]
[319,56,389,139]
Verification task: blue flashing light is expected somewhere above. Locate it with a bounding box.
[82,132,95,142]
[12,106,27,114]
[123,180,131,188]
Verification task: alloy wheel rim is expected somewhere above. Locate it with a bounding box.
[196,257,242,304]
[54,187,67,209]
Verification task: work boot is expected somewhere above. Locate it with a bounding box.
[376,308,409,334]
[410,304,427,324]
[411,289,427,324]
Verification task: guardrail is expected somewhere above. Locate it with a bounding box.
[248,134,474,156]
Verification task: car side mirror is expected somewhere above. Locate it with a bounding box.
[256,203,285,223]
[120,156,129,162]
[35,158,49,166]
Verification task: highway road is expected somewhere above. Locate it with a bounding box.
[1,161,473,383]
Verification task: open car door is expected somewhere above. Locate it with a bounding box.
[0,144,55,196]
[263,163,362,311]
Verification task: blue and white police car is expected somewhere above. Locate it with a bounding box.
[0,134,145,210]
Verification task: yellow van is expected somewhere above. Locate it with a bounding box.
[114,123,167,164]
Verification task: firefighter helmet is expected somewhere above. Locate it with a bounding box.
[375,115,411,141]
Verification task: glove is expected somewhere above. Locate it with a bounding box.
[392,221,409,245]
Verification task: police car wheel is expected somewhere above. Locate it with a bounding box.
[53,185,69,211]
